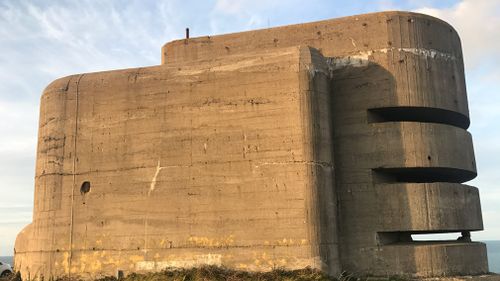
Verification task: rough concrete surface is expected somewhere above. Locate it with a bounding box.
[14,11,488,280]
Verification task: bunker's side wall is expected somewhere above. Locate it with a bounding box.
[162,11,486,276]
[14,46,339,280]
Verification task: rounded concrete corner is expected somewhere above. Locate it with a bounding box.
[397,10,461,37]
[14,223,33,253]
[383,10,463,53]
[41,74,79,99]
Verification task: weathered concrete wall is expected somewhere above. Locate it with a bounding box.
[15,46,339,279]
[15,11,488,279]
[162,10,487,277]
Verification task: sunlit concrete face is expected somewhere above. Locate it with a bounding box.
[15,11,488,280]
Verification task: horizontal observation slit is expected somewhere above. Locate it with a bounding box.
[372,167,476,183]
[368,106,470,129]
[378,231,479,246]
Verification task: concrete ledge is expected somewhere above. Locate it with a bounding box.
[369,122,476,176]
[376,242,488,277]
[375,183,483,232]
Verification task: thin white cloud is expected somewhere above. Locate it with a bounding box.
[414,0,500,71]
[214,0,245,15]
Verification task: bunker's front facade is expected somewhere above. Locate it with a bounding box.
[15,11,488,279]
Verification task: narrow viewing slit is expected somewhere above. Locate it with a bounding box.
[378,231,476,245]
[372,167,476,183]
[368,106,470,129]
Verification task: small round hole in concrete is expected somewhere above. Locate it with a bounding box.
[427,155,432,161]
[80,181,91,194]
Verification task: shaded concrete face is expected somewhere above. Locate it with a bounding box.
[15,11,487,279]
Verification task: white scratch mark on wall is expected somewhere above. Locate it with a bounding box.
[148,161,192,195]
[349,37,357,48]
[326,47,457,70]
[395,47,457,61]
[149,160,163,196]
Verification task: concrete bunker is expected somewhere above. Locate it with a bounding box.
[14,11,488,280]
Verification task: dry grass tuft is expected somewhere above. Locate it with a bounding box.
[93,266,334,281]
[2,267,410,281]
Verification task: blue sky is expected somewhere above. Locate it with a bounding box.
[0,0,499,255]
